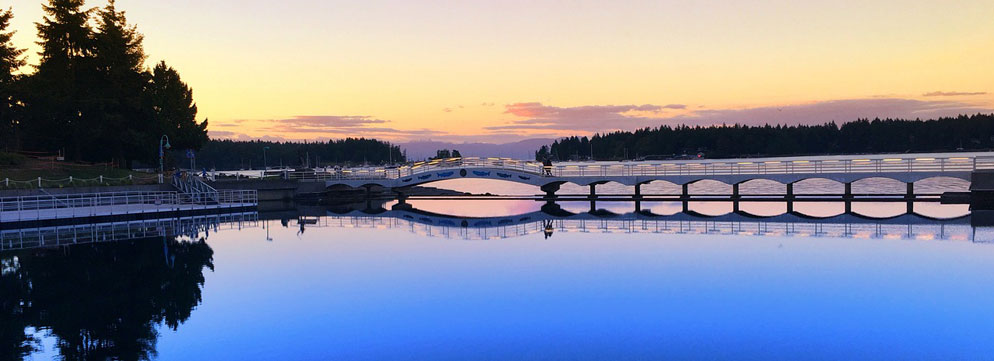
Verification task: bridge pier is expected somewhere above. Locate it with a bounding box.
[786,183,795,213]
[844,182,853,213]
[589,184,598,199]
[906,182,915,213]
[732,183,741,213]
[634,183,643,213]
[541,183,562,200]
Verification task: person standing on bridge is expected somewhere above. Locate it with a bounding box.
[543,158,554,176]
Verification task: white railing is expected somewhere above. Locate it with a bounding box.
[173,174,220,204]
[0,190,258,223]
[0,212,258,251]
[266,155,994,181]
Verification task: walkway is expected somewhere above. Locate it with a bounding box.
[318,153,994,193]
[0,190,257,225]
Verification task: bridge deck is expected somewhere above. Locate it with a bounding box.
[316,153,994,189]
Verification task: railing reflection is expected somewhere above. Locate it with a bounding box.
[317,214,979,242]
[0,212,258,251]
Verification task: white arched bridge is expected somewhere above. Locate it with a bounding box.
[316,153,994,198]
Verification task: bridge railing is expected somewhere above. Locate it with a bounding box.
[551,156,991,177]
[308,155,994,181]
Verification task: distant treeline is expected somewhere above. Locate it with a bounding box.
[536,114,994,161]
[0,2,207,166]
[196,138,404,170]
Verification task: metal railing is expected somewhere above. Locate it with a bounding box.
[1,212,258,251]
[0,190,258,223]
[256,155,994,182]
[173,174,220,204]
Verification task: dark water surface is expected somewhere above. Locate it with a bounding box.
[5,179,994,360]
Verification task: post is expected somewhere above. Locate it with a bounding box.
[786,183,794,213]
[844,182,853,213]
[589,184,597,199]
[906,182,915,213]
[732,182,741,213]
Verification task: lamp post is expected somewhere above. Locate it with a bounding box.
[159,135,171,183]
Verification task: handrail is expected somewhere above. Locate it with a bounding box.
[247,155,994,182]
[0,189,258,223]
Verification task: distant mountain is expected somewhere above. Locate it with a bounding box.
[398,139,555,160]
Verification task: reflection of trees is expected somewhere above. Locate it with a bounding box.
[0,237,214,361]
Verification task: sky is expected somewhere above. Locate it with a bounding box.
[6,0,994,143]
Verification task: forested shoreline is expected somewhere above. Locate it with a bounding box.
[197,138,404,170]
[537,114,994,161]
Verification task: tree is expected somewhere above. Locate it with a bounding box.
[451,149,461,158]
[0,7,26,150]
[90,0,151,166]
[535,145,550,161]
[149,61,208,153]
[434,149,451,159]
[22,0,94,158]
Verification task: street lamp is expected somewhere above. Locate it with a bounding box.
[159,135,171,183]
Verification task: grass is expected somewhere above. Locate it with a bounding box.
[0,152,160,190]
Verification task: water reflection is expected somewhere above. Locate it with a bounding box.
[1,235,215,360]
[1,194,991,360]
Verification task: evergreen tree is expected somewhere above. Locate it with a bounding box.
[91,0,150,165]
[0,8,26,150]
[23,0,94,158]
[149,61,208,153]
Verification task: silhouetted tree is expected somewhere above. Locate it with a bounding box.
[88,0,151,166]
[148,61,208,153]
[0,7,25,150]
[21,0,94,158]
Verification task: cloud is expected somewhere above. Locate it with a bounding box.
[217,115,447,142]
[270,115,389,128]
[676,98,993,127]
[488,98,994,133]
[495,103,666,132]
[443,108,453,112]
[923,91,987,97]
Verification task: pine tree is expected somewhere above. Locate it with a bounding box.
[92,0,150,165]
[24,0,94,158]
[149,61,208,152]
[0,7,26,150]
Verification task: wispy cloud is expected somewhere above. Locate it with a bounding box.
[923,91,987,97]
[488,98,994,134]
[213,115,447,142]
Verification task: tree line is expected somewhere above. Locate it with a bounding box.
[0,1,207,167]
[537,114,994,161]
[197,138,405,170]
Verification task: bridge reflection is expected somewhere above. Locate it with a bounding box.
[3,203,991,251]
[320,202,990,242]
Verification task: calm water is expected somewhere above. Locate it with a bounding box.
[5,178,994,360]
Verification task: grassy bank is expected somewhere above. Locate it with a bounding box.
[0,152,159,190]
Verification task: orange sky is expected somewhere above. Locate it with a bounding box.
[7,0,994,143]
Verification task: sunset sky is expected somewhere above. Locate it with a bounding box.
[7,0,994,143]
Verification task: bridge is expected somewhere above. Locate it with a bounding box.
[317,153,994,201]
